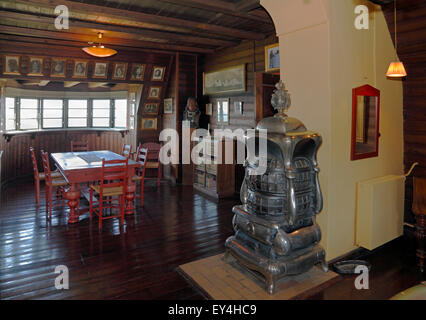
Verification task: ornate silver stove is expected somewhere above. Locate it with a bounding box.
[225,81,328,294]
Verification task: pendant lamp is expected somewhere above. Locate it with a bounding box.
[82,32,117,58]
[386,0,406,78]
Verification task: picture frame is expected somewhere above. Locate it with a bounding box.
[3,55,21,75]
[141,118,158,130]
[92,62,108,79]
[234,101,243,115]
[206,103,212,116]
[130,63,145,81]
[51,58,66,77]
[151,66,165,81]
[112,62,128,80]
[142,103,160,115]
[27,57,44,76]
[72,60,88,78]
[265,43,280,73]
[164,98,173,114]
[203,64,246,95]
[148,86,162,99]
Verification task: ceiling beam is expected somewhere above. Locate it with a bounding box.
[0,25,215,54]
[88,82,109,89]
[0,10,237,47]
[14,0,265,40]
[38,80,50,86]
[235,0,262,12]
[158,0,270,23]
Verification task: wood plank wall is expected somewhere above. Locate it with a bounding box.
[382,0,426,223]
[162,53,198,183]
[200,35,278,130]
[0,130,130,184]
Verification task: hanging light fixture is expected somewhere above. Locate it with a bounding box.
[386,0,406,78]
[82,32,117,58]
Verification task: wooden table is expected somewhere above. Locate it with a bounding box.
[51,150,139,224]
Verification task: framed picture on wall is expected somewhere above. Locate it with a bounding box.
[265,43,280,72]
[72,60,88,78]
[3,55,21,75]
[92,62,108,79]
[142,103,159,115]
[28,57,44,76]
[51,58,66,77]
[148,86,162,99]
[217,98,230,124]
[151,66,165,81]
[141,118,157,130]
[112,62,128,80]
[130,64,145,80]
[164,98,173,114]
[203,64,246,95]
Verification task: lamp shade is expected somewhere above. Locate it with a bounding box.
[82,46,117,58]
[386,61,407,78]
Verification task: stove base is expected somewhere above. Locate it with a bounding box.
[225,236,328,295]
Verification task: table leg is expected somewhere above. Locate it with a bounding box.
[65,183,81,224]
[125,180,136,215]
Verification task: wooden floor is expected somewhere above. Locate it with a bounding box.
[0,179,424,300]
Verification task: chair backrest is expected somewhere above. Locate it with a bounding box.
[29,147,39,178]
[122,144,132,159]
[71,140,89,152]
[140,142,161,162]
[99,158,129,196]
[135,147,149,178]
[413,177,426,216]
[40,150,52,184]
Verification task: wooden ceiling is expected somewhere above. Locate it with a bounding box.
[0,0,275,55]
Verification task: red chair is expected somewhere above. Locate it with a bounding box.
[132,146,148,207]
[71,140,89,152]
[41,150,68,219]
[122,144,132,159]
[140,142,162,186]
[30,147,62,207]
[89,158,128,230]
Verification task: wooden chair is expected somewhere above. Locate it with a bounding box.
[89,158,128,230]
[122,144,132,159]
[41,150,68,219]
[132,146,148,207]
[71,140,89,152]
[30,147,62,206]
[140,142,162,187]
[412,177,426,272]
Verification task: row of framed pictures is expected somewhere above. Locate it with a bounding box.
[2,55,166,81]
[142,98,173,115]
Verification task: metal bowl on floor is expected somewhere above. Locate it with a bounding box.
[332,260,371,275]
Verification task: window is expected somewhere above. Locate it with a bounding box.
[5,97,16,131]
[68,100,88,127]
[114,99,127,128]
[4,96,127,131]
[20,98,38,130]
[92,99,111,127]
[42,99,63,128]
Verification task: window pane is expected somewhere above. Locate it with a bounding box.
[42,99,62,128]
[93,108,110,117]
[114,99,127,128]
[21,109,38,119]
[92,118,109,127]
[68,118,87,127]
[43,109,62,118]
[93,99,110,108]
[43,119,63,128]
[5,97,15,131]
[20,98,38,109]
[43,99,62,109]
[68,100,88,127]
[20,119,38,130]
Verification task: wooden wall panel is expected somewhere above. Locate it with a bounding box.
[200,35,278,131]
[1,130,130,184]
[382,0,426,223]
